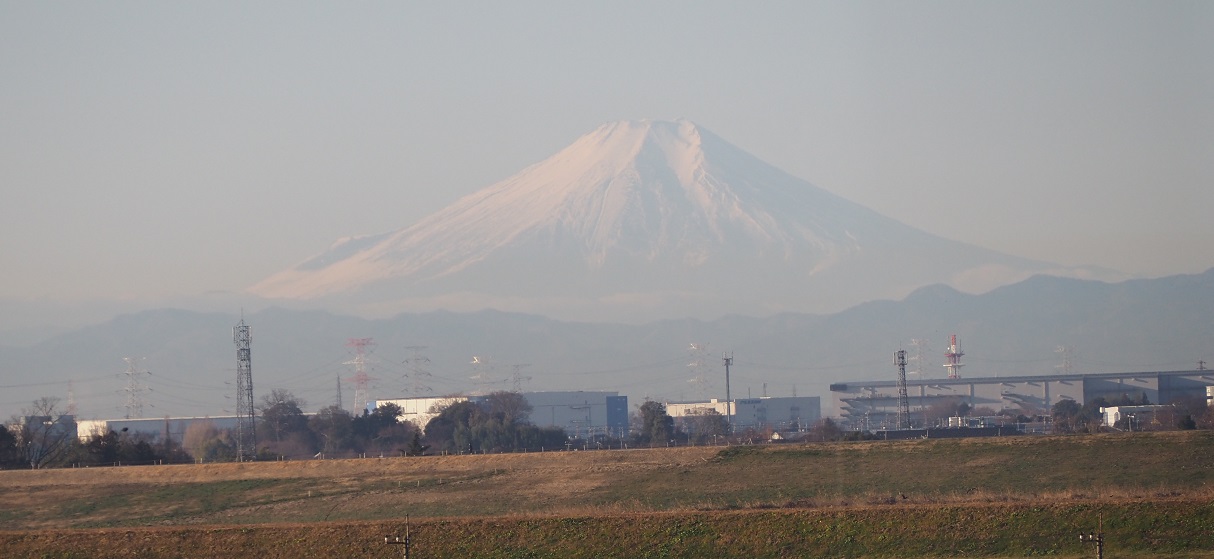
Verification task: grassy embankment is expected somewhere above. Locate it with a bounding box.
[1,430,1212,558]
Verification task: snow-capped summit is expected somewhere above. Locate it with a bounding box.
[250,119,1085,321]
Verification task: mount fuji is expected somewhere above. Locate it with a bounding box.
[250,119,1103,321]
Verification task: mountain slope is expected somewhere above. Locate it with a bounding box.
[256,118,1092,320]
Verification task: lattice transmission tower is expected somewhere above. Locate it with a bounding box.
[511,363,532,392]
[686,342,711,397]
[908,338,933,376]
[233,318,256,461]
[121,357,151,419]
[894,349,911,429]
[403,345,433,396]
[344,338,377,413]
[1055,345,1075,375]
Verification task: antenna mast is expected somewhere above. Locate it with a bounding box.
[233,318,256,460]
[894,349,911,429]
[944,334,965,379]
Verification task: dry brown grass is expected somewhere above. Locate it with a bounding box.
[2,431,1213,557]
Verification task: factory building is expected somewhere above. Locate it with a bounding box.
[75,416,241,443]
[371,396,470,430]
[374,391,629,437]
[831,369,1214,430]
[522,391,629,438]
[665,396,821,432]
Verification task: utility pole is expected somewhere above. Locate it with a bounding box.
[385,516,412,558]
[1087,527,1107,556]
[722,352,733,433]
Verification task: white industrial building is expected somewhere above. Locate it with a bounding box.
[665,396,821,431]
[76,416,241,443]
[371,396,469,430]
[373,391,629,437]
[1099,405,1175,429]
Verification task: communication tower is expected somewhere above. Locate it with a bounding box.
[233,318,256,460]
[344,338,377,414]
[893,349,911,429]
[121,357,151,419]
[944,334,965,379]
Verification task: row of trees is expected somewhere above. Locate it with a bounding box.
[244,390,575,458]
[1,393,717,469]
[15,390,1206,469]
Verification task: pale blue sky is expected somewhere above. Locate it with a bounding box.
[2,1,1212,310]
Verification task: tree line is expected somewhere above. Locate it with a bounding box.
[1,393,735,469]
[11,390,1205,470]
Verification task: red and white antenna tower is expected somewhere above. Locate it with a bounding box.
[944,334,965,379]
[344,338,377,414]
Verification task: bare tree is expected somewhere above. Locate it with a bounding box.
[679,409,729,443]
[808,417,844,442]
[15,397,77,469]
[258,389,308,443]
[181,420,220,460]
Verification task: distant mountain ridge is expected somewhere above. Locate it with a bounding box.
[250,119,1107,321]
[3,269,1211,420]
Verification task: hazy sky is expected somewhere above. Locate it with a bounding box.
[3,2,1212,309]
